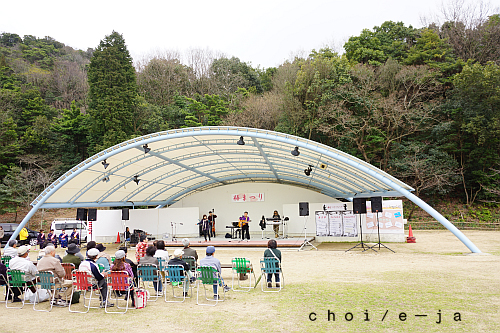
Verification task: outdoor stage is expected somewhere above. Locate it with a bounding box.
[156,236,315,248]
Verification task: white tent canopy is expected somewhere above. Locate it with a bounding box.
[10,126,480,253]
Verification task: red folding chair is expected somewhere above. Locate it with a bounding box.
[69,271,100,313]
[105,271,134,314]
[62,263,75,281]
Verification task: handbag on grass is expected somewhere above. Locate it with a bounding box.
[135,288,149,309]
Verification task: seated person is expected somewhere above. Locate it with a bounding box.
[199,246,230,299]
[138,245,162,293]
[70,228,80,245]
[37,245,70,306]
[1,260,8,300]
[135,235,148,263]
[154,240,169,263]
[65,239,84,261]
[167,249,192,297]
[264,239,282,288]
[110,250,135,307]
[3,240,18,258]
[182,238,198,262]
[47,229,58,248]
[59,229,69,248]
[37,230,46,250]
[79,248,113,308]
[95,243,111,272]
[62,243,82,269]
[8,246,38,302]
[118,246,138,287]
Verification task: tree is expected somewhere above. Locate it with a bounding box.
[87,31,137,153]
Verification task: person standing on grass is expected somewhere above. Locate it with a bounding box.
[19,227,29,246]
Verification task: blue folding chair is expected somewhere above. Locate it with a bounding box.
[260,257,284,292]
[33,271,57,312]
[165,265,189,303]
[137,264,161,301]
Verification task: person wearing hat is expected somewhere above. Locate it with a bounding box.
[182,238,198,262]
[111,250,135,307]
[8,245,38,302]
[3,239,18,258]
[199,246,230,298]
[96,243,111,271]
[168,249,192,297]
[79,248,113,308]
[63,243,82,269]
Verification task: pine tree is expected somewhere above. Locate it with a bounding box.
[87,31,137,153]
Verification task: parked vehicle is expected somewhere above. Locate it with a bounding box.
[0,223,40,246]
[50,219,88,243]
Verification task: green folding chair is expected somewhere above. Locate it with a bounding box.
[196,266,225,306]
[33,271,57,312]
[231,257,256,292]
[260,257,284,292]
[1,256,11,269]
[165,265,189,303]
[183,256,197,280]
[6,269,28,309]
[137,264,162,301]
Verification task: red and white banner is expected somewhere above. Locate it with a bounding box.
[231,193,265,202]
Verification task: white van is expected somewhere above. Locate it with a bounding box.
[50,219,88,243]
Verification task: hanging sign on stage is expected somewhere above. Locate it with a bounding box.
[315,209,357,237]
[328,212,343,236]
[232,193,265,202]
[315,211,329,236]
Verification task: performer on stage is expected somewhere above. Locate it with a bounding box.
[272,210,281,238]
[208,211,217,238]
[197,214,211,242]
[70,228,80,245]
[239,211,250,241]
[59,229,69,248]
[47,229,58,248]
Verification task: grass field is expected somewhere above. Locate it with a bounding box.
[1,230,498,333]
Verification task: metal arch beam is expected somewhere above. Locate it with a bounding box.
[145,148,227,185]
[11,126,480,253]
[251,137,280,182]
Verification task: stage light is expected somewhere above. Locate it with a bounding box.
[102,176,110,183]
[237,136,245,145]
[102,159,109,169]
[142,144,151,154]
[291,147,300,156]
[304,165,313,176]
[133,175,140,185]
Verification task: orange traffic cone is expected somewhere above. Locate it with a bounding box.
[116,232,121,244]
[406,224,416,243]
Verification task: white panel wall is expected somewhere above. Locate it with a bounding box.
[94,210,123,243]
[158,207,200,238]
[169,183,337,236]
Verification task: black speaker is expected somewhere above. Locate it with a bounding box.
[371,196,383,213]
[76,208,88,221]
[299,202,309,216]
[122,208,129,220]
[88,208,97,221]
[352,198,367,214]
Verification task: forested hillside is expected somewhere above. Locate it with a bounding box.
[0,7,499,224]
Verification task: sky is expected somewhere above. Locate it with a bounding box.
[2,0,458,68]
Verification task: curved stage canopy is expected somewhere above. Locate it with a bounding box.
[10,126,480,253]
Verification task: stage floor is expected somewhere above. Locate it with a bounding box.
[157,237,315,248]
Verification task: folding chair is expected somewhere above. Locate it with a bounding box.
[69,271,100,313]
[165,265,189,303]
[0,274,7,304]
[260,257,284,292]
[137,264,161,301]
[1,256,11,268]
[105,271,133,314]
[5,269,29,309]
[183,256,197,280]
[33,271,57,312]
[231,257,256,292]
[61,263,75,281]
[196,266,225,306]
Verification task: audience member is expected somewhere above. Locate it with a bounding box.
[168,249,192,297]
[96,243,111,271]
[4,240,18,258]
[37,245,70,306]
[264,239,282,288]
[199,246,230,299]
[79,248,113,308]
[154,240,169,262]
[139,245,162,293]
[110,250,135,307]
[182,238,198,262]
[8,246,38,302]
[135,235,148,263]
[62,243,82,269]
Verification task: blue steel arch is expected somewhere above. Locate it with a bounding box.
[9,126,481,253]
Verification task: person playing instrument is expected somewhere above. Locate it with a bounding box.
[272,210,281,238]
[208,211,217,238]
[197,215,211,242]
[239,211,250,241]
